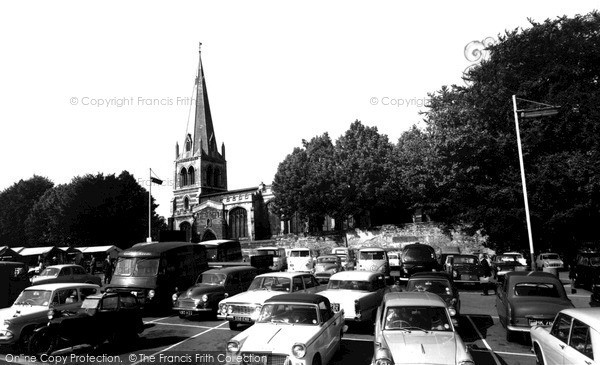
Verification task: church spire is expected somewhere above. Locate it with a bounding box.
[193,42,216,155]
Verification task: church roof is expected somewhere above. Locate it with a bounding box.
[193,43,218,157]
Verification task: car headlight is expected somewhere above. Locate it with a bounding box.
[251,305,262,320]
[148,290,155,299]
[227,305,233,314]
[227,340,240,353]
[202,295,208,302]
[172,293,178,302]
[374,348,394,365]
[219,304,227,315]
[292,343,306,358]
[452,270,458,278]
[375,359,393,365]
[332,268,337,273]
[47,310,55,320]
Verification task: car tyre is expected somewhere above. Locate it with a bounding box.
[228,321,238,330]
[28,329,55,356]
[534,344,544,365]
[505,329,515,342]
[312,354,322,365]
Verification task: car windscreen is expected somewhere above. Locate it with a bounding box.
[327,279,372,291]
[542,254,560,260]
[402,248,434,262]
[290,251,310,257]
[14,290,52,306]
[199,273,226,285]
[360,251,385,260]
[248,276,291,291]
[407,279,451,295]
[384,306,451,332]
[496,255,517,262]
[39,267,60,276]
[453,256,478,265]
[113,257,159,277]
[257,303,319,325]
[388,254,398,259]
[317,257,338,264]
[514,283,561,297]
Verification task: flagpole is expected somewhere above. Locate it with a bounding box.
[148,168,152,242]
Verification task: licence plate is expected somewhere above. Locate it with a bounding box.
[234,316,252,322]
[179,310,194,316]
[529,319,551,326]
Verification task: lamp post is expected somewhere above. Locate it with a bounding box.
[147,169,163,243]
[511,96,559,271]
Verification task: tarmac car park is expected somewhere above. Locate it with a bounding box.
[0,270,595,365]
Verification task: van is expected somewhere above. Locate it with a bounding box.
[108,242,208,310]
[256,247,287,271]
[288,248,319,273]
[399,243,439,281]
[357,247,389,275]
[202,240,243,262]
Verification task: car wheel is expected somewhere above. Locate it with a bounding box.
[28,329,55,356]
[534,344,544,365]
[228,321,238,330]
[18,328,34,353]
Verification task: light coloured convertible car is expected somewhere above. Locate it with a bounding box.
[226,293,345,365]
[371,292,473,365]
[319,271,386,325]
[218,272,323,329]
[531,307,600,365]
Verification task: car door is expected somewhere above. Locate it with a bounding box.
[291,276,305,292]
[51,288,81,312]
[58,267,74,283]
[495,279,508,327]
[563,318,595,365]
[319,300,339,363]
[543,313,572,365]
[71,266,86,283]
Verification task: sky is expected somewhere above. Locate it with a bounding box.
[0,1,597,220]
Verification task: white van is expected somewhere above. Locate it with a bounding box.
[256,247,287,271]
[287,248,319,273]
[357,247,389,275]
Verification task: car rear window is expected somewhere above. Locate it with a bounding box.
[514,283,560,297]
[290,250,310,257]
[360,251,385,260]
[402,247,435,262]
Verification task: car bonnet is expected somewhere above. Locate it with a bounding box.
[382,331,457,365]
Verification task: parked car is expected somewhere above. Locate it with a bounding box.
[496,271,574,342]
[28,291,144,355]
[502,252,528,266]
[217,272,324,329]
[314,255,343,284]
[226,293,345,365]
[444,254,481,285]
[406,271,460,315]
[372,292,472,365]
[0,261,31,308]
[398,243,439,281]
[573,251,600,290]
[535,253,564,271]
[0,283,100,350]
[31,265,102,286]
[172,266,258,318]
[256,247,287,271]
[531,307,600,365]
[490,254,527,282]
[319,271,386,325]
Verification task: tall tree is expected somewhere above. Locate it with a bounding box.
[0,176,54,247]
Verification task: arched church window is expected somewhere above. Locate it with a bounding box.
[172,198,177,213]
[184,196,190,210]
[188,166,195,185]
[185,134,192,152]
[206,166,214,187]
[214,168,221,187]
[229,207,247,239]
[180,168,188,187]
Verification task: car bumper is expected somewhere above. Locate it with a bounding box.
[173,306,212,313]
[217,314,255,324]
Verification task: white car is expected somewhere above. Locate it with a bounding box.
[372,292,473,365]
[502,252,527,266]
[226,293,345,365]
[319,271,386,324]
[535,253,564,270]
[0,283,100,349]
[531,307,600,365]
[217,272,324,329]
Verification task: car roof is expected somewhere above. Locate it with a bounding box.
[43,264,84,269]
[256,272,312,278]
[505,271,561,283]
[26,283,100,291]
[358,247,386,251]
[452,254,478,258]
[330,271,382,280]
[126,241,198,255]
[383,292,447,307]
[408,272,453,281]
[256,247,282,250]
[266,293,327,304]
[203,266,257,274]
[560,308,600,329]
[503,252,523,255]
[200,240,239,247]
[317,255,339,259]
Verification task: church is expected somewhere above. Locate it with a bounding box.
[170,45,297,242]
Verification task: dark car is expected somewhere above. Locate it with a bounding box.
[491,254,527,282]
[573,251,600,290]
[444,254,481,286]
[313,255,343,284]
[172,266,258,318]
[496,271,574,342]
[28,291,144,355]
[398,243,439,282]
[31,265,102,287]
[406,271,461,315]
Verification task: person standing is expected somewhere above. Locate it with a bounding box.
[89,256,96,274]
[102,255,113,284]
[480,254,493,295]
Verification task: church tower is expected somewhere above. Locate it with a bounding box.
[172,44,228,239]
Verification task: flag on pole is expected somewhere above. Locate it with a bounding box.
[151,177,163,185]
